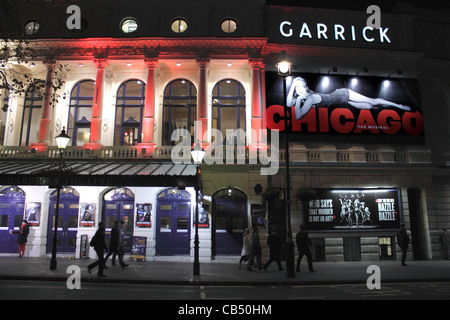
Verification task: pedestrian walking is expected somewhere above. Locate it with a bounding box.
[9,220,29,258]
[105,220,129,269]
[238,228,252,269]
[247,226,263,271]
[397,223,410,266]
[439,228,449,260]
[88,221,108,277]
[295,225,316,272]
[263,228,284,271]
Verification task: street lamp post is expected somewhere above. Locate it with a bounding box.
[191,140,205,276]
[49,127,71,270]
[277,54,296,278]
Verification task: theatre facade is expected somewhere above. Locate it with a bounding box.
[0,0,448,262]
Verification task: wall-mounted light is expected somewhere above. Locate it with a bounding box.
[29,62,35,68]
[176,62,181,67]
[328,66,338,74]
[389,69,403,77]
[356,66,368,75]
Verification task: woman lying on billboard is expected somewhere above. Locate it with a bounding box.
[287,77,411,120]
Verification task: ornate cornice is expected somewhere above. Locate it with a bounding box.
[27,38,267,59]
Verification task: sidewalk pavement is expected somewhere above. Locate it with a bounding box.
[0,256,450,286]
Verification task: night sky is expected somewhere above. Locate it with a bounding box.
[265,0,450,12]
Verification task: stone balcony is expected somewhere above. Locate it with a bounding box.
[0,143,433,166]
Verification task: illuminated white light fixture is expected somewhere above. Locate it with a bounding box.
[351,78,358,86]
[126,62,132,67]
[29,62,35,68]
[322,76,330,87]
[176,62,181,67]
[382,80,390,88]
[277,61,291,77]
[55,127,71,149]
[227,62,232,66]
[191,140,205,165]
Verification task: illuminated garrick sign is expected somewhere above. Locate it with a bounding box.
[266,6,401,48]
[279,21,391,44]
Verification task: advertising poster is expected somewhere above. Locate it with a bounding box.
[131,236,147,260]
[265,72,424,144]
[303,188,401,231]
[251,203,267,228]
[193,204,210,228]
[79,203,96,227]
[136,203,152,228]
[25,202,41,226]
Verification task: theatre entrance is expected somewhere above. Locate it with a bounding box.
[46,187,80,254]
[156,188,192,256]
[103,188,135,253]
[212,188,248,256]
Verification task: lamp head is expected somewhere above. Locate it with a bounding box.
[191,140,205,165]
[277,61,291,77]
[55,127,71,149]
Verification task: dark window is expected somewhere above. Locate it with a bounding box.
[20,86,43,146]
[114,80,146,146]
[68,80,95,146]
[212,79,246,145]
[162,79,197,146]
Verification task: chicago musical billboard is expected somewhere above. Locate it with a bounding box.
[303,188,402,232]
[265,72,424,142]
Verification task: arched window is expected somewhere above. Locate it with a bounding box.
[68,80,95,146]
[212,79,246,145]
[114,79,146,146]
[162,79,197,146]
[20,86,43,146]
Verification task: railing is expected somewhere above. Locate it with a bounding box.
[0,144,433,165]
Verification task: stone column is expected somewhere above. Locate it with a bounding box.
[248,58,267,150]
[31,59,56,152]
[84,58,107,150]
[137,57,159,154]
[196,58,210,147]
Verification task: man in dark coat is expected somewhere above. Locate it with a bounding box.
[88,221,108,277]
[263,228,284,271]
[247,226,263,271]
[296,225,316,272]
[397,223,410,266]
[104,220,128,268]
